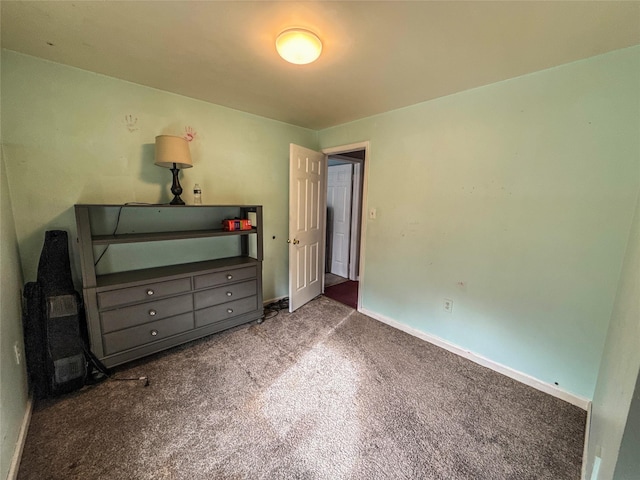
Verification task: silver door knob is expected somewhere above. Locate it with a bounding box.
[146,289,154,296]
[150,329,158,336]
[148,309,157,316]
[226,274,233,280]
[227,308,233,314]
[226,291,233,297]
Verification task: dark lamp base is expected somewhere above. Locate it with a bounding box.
[169,164,185,206]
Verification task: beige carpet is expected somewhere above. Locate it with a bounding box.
[18,296,586,479]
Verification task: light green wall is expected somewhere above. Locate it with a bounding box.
[1,50,318,301]
[0,150,29,480]
[587,190,640,480]
[319,46,640,400]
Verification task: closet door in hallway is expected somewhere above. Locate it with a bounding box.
[327,163,353,278]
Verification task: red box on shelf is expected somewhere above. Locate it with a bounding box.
[222,219,252,231]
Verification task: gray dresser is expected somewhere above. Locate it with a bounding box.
[74,204,263,368]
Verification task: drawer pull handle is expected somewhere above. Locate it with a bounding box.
[226,274,233,280]
[226,291,233,297]
[146,289,155,296]
[227,308,233,314]
[150,329,158,336]
[149,309,157,316]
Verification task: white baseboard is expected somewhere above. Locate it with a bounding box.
[590,456,602,480]
[360,307,591,411]
[7,394,33,480]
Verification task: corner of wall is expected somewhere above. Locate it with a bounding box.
[1,148,31,480]
[584,190,640,480]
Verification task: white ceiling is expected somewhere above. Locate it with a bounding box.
[2,1,639,130]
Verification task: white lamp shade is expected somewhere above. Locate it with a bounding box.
[276,29,322,65]
[154,135,192,168]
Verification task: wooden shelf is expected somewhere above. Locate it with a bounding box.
[92,228,257,245]
[74,204,264,368]
[95,257,258,290]
[76,203,261,209]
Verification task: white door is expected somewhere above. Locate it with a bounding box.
[289,144,326,312]
[327,164,353,278]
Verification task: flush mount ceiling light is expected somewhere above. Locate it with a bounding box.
[276,28,322,65]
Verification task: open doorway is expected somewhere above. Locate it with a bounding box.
[323,148,365,309]
[287,142,368,312]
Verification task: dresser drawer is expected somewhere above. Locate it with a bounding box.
[193,266,256,290]
[98,278,191,310]
[100,294,193,333]
[193,280,257,310]
[195,296,258,328]
[102,312,194,355]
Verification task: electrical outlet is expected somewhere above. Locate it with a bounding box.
[14,342,22,365]
[369,208,377,220]
[443,298,453,313]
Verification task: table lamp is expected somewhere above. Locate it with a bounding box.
[154,135,192,205]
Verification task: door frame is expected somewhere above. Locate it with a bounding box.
[327,157,363,281]
[321,141,370,311]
